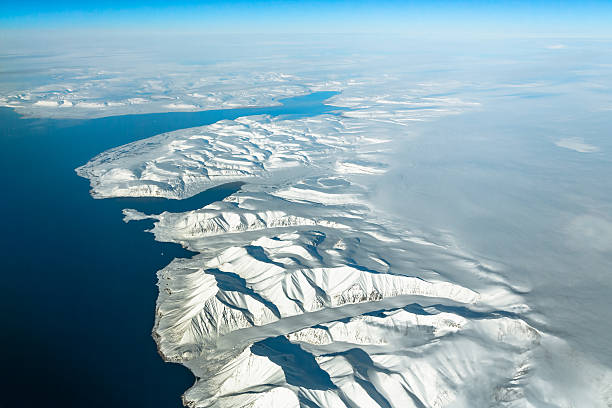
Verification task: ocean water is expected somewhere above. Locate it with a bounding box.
[0,92,340,408]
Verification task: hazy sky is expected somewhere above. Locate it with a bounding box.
[2,1,612,37]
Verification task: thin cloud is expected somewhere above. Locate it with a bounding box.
[555,137,600,153]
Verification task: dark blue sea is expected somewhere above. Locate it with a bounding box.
[0,92,339,408]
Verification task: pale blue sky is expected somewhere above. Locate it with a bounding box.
[1,1,612,37]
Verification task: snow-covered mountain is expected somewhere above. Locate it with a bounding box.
[77,89,611,407]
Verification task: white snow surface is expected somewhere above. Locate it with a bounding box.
[78,107,612,407]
